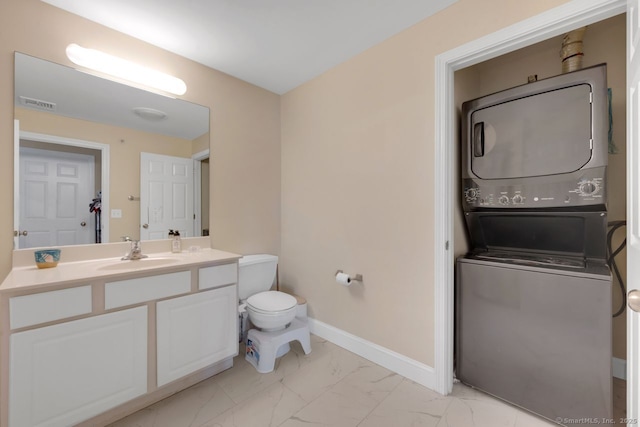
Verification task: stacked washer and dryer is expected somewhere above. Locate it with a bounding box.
[456,64,613,426]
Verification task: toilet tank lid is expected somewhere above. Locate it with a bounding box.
[239,254,279,266]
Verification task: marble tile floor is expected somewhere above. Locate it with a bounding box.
[109,335,626,427]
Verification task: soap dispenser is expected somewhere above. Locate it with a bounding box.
[171,230,181,253]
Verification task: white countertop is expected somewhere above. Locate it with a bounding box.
[1,245,241,294]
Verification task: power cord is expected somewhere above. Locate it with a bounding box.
[607,220,627,317]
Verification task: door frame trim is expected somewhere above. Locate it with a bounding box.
[15,130,110,245]
[192,149,210,238]
[433,0,626,395]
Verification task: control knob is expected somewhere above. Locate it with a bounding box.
[512,195,524,204]
[579,181,598,195]
[498,195,510,205]
[465,188,479,201]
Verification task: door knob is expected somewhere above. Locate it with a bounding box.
[80,221,87,227]
[629,290,640,313]
[142,224,149,229]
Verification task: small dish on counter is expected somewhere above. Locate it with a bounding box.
[34,249,61,269]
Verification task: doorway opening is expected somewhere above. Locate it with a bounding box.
[193,149,210,238]
[433,0,626,397]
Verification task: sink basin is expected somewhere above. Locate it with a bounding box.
[98,258,179,271]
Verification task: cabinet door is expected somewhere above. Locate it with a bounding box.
[10,307,147,427]
[157,285,237,387]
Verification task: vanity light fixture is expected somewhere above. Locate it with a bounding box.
[65,43,187,95]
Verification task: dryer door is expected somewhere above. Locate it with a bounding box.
[471,84,592,179]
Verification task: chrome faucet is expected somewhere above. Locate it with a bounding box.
[122,240,148,260]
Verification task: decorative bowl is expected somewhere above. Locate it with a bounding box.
[34,249,61,269]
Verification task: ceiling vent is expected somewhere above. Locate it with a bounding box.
[19,96,57,112]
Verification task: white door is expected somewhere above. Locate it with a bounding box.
[9,307,147,427]
[628,0,640,423]
[140,152,194,240]
[19,147,95,248]
[156,285,237,386]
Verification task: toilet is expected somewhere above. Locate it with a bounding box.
[238,254,311,373]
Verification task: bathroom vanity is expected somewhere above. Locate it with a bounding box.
[0,238,240,427]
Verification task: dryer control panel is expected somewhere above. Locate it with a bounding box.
[462,167,606,211]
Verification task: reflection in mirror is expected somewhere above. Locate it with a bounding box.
[14,52,210,249]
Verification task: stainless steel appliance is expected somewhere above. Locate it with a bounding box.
[456,64,612,427]
[457,255,612,424]
[461,64,608,212]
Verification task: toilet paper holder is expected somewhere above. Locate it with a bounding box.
[335,270,363,282]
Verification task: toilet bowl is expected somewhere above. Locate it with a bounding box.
[245,291,297,331]
[238,254,311,373]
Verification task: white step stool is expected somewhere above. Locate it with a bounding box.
[245,318,311,373]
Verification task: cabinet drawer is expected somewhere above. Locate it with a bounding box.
[198,263,237,290]
[10,286,92,330]
[105,271,191,309]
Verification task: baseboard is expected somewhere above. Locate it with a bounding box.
[308,318,437,391]
[613,357,626,380]
[308,318,626,386]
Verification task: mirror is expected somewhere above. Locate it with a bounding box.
[14,52,210,248]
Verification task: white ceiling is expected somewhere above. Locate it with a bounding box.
[41,0,458,95]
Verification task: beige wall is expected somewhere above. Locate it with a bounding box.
[193,132,210,155]
[457,14,627,359]
[280,0,573,366]
[1,0,281,277]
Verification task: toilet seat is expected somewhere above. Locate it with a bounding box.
[246,291,297,313]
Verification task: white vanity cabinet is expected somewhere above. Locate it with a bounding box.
[157,284,237,386]
[9,306,148,427]
[1,251,240,427]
